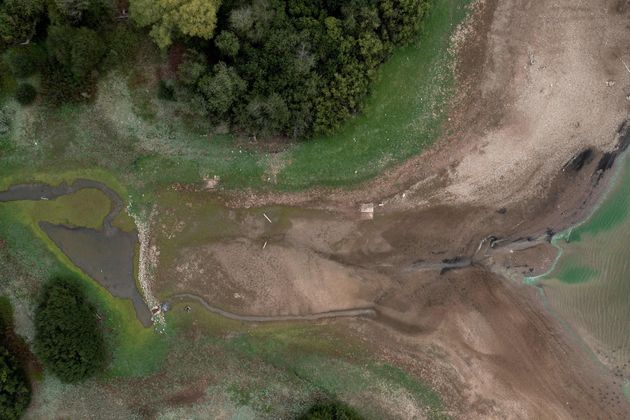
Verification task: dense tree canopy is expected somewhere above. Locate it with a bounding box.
[0,299,31,420]
[167,0,429,138]
[34,278,106,383]
[47,25,106,80]
[130,0,222,48]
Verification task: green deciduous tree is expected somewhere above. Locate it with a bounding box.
[47,25,105,80]
[130,0,222,49]
[241,93,290,138]
[34,278,106,383]
[50,0,90,23]
[177,49,207,86]
[14,83,37,105]
[46,0,113,27]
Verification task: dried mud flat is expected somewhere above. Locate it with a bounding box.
[151,0,630,418]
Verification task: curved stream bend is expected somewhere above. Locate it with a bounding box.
[168,293,376,322]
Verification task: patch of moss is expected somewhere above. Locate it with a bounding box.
[28,188,111,229]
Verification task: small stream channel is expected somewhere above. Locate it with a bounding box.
[0,180,152,326]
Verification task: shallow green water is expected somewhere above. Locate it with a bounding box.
[529,153,630,391]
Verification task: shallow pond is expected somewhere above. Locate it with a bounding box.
[0,180,151,326]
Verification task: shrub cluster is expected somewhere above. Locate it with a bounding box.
[34,278,106,383]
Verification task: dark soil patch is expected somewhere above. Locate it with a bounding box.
[565,148,594,171]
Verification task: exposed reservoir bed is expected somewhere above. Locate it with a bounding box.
[0,180,152,326]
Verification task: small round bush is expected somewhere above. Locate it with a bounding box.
[14,83,37,105]
[298,400,363,420]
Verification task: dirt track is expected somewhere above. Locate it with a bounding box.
[152,0,630,418]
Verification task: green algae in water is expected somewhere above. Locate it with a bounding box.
[531,152,630,383]
[555,264,598,285]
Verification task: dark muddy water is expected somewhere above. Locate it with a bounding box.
[0,180,151,326]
